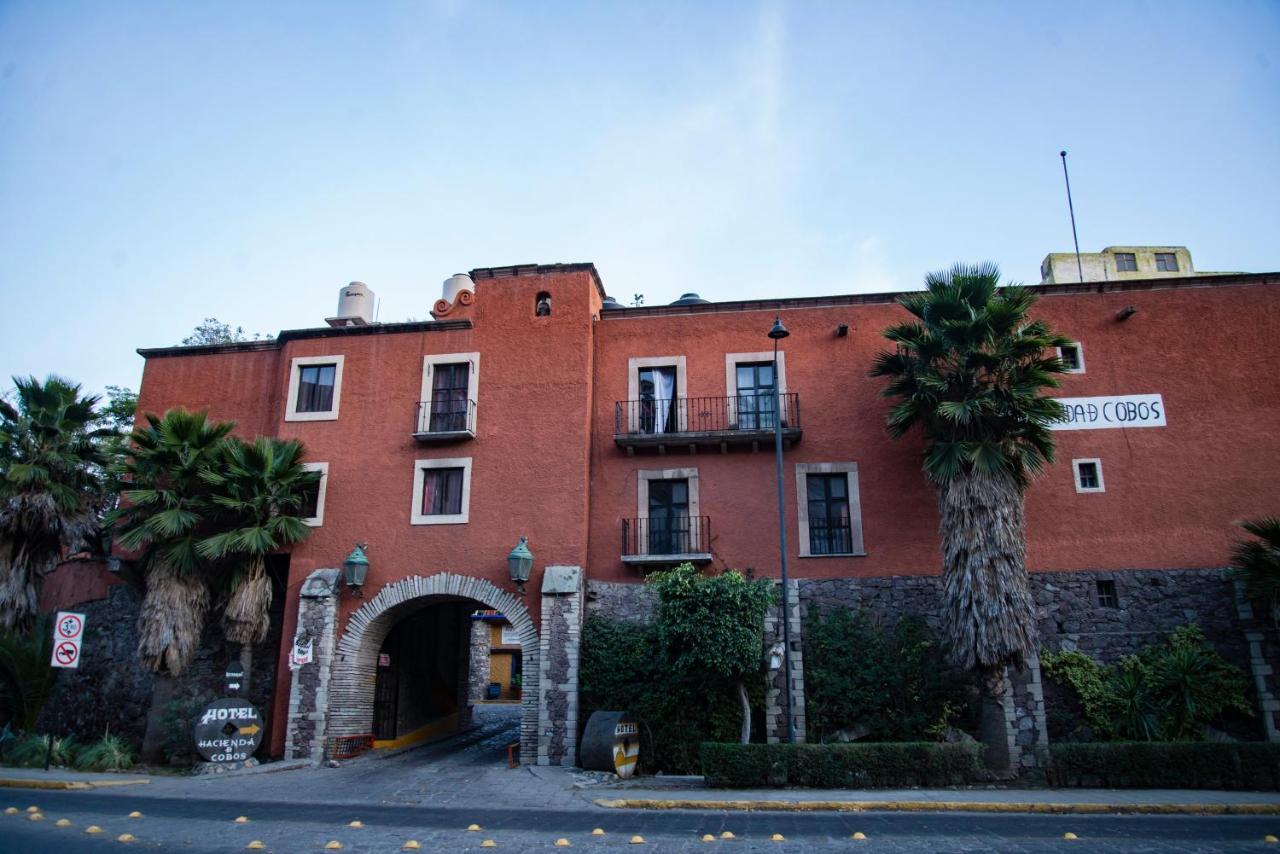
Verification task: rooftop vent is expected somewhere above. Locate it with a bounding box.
[326,281,375,328]
[669,292,711,306]
[601,295,625,311]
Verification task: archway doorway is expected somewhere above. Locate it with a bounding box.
[324,573,539,762]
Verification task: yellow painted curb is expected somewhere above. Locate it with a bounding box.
[0,778,148,791]
[593,797,1280,816]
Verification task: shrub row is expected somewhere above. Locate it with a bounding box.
[700,741,981,788]
[1049,742,1280,790]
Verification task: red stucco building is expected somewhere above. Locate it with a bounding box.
[130,264,1280,768]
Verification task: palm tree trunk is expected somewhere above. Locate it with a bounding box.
[937,470,1037,774]
[737,680,751,744]
[238,643,254,696]
[140,673,176,764]
[136,560,210,675]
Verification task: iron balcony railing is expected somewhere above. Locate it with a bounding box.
[621,516,712,558]
[614,393,800,438]
[808,520,854,555]
[414,398,477,438]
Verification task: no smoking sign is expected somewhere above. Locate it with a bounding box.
[50,610,86,669]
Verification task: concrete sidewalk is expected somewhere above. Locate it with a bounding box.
[0,767,151,790]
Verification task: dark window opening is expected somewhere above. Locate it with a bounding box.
[735,361,777,430]
[535,291,552,316]
[648,479,690,554]
[296,364,336,413]
[1076,461,1101,491]
[638,366,678,434]
[808,474,852,555]
[1115,252,1137,272]
[421,467,465,516]
[1155,252,1179,272]
[1059,344,1082,372]
[430,363,470,432]
[1096,579,1119,609]
[299,479,321,519]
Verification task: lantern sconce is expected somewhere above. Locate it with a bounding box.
[342,542,369,597]
[508,536,534,595]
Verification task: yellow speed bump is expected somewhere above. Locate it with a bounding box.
[26,806,39,813]
[246,843,265,850]
[324,842,343,850]
[117,833,136,843]
[128,811,143,819]
[235,816,250,824]
[481,841,497,848]
[852,832,868,840]
[1063,832,1079,840]
[348,820,364,829]
[592,828,605,835]
[770,833,785,841]
[28,813,44,821]
[1266,836,1278,844]
[720,831,736,840]
[402,841,421,850]
[701,833,715,842]
[467,823,482,831]
[86,825,104,834]
[555,839,572,847]
[56,818,72,828]
[630,836,645,844]
[3,807,18,815]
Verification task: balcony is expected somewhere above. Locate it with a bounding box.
[413,399,477,442]
[613,394,802,454]
[621,516,712,567]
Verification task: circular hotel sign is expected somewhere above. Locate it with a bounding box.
[193,698,264,763]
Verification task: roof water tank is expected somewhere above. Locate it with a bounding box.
[328,281,374,327]
[442,273,475,304]
[601,295,624,311]
[669,292,711,306]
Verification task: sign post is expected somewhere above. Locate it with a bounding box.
[50,611,86,669]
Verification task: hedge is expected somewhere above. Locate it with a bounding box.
[1048,742,1280,790]
[700,742,982,788]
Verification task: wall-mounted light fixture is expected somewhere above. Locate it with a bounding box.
[1116,305,1138,322]
[342,543,369,597]
[508,536,533,595]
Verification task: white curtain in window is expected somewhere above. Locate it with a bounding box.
[654,367,676,434]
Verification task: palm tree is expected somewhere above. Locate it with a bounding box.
[871,263,1069,771]
[199,437,318,691]
[1230,517,1280,625]
[107,409,233,675]
[0,376,109,632]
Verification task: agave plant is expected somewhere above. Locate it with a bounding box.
[0,376,110,631]
[1230,517,1280,625]
[199,437,318,689]
[871,263,1070,771]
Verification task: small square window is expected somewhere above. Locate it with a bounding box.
[1155,252,1179,272]
[411,457,472,525]
[300,462,328,526]
[421,468,465,516]
[1073,459,1104,493]
[1114,252,1137,272]
[1057,343,1085,373]
[286,355,344,422]
[1096,579,1119,608]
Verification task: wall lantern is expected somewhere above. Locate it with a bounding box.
[343,543,369,597]
[508,536,534,594]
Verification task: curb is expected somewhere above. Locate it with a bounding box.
[0,778,149,791]
[593,797,1280,816]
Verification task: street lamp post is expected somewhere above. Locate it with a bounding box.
[768,315,796,744]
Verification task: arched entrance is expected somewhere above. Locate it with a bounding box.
[325,573,539,762]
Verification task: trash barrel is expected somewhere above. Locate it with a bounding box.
[580,711,640,778]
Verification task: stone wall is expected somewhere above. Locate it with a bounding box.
[585,580,656,623]
[469,619,491,702]
[537,566,584,766]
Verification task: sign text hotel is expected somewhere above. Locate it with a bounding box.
[1050,394,1166,431]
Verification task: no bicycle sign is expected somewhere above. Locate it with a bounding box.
[50,610,86,669]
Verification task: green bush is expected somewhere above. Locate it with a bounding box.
[701,742,982,788]
[4,733,80,768]
[580,615,750,774]
[0,616,59,733]
[76,732,136,772]
[804,610,974,742]
[1042,624,1252,742]
[1048,742,1280,789]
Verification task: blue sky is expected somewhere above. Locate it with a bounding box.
[2,1,1277,395]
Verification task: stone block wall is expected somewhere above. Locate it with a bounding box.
[469,619,492,702]
[764,579,806,744]
[537,566,584,766]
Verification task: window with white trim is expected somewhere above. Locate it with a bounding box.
[411,457,473,525]
[1057,342,1085,374]
[1073,459,1104,493]
[285,355,345,422]
[635,467,705,556]
[795,462,865,557]
[627,356,687,434]
[300,462,329,527]
[725,351,788,429]
[420,352,480,435]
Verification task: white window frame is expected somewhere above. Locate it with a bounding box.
[300,462,329,527]
[636,467,702,556]
[1072,458,1105,493]
[1056,342,1085,374]
[627,356,688,433]
[411,457,473,525]
[795,462,866,557]
[725,351,788,427]
[285,355,345,422]
[420,352,480,431]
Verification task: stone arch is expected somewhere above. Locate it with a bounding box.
[326,573,539,762]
